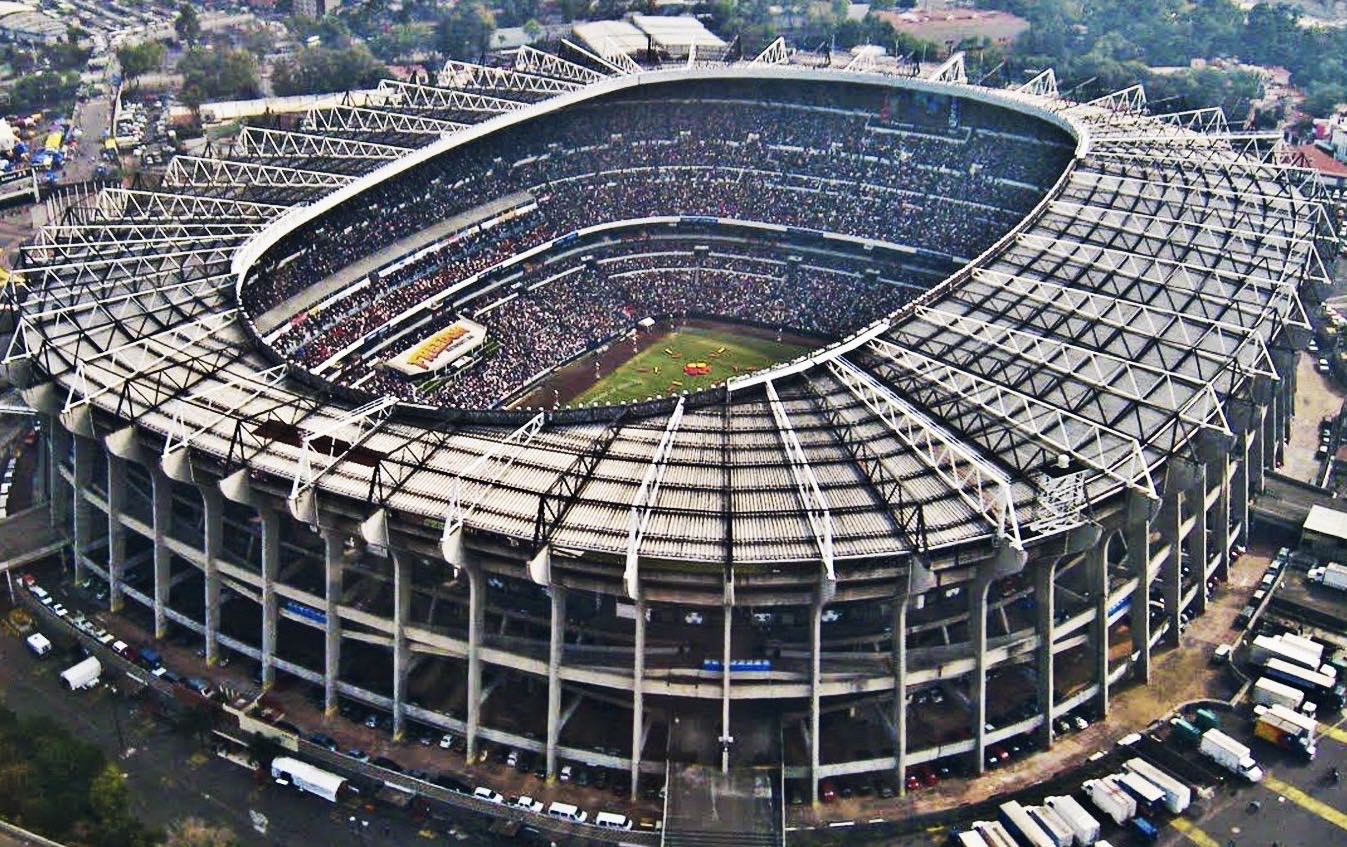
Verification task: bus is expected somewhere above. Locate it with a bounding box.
[270,757,351,803]
[1265,657,1346,710]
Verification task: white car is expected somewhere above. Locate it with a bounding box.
[559,764,573,782]
[52,603,69,618]
[821,609,842,623]
[472,786,504,804]
[512,795,545,813]
[438,733,455,749]
[684,611,704,625]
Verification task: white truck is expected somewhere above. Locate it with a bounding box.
[1253,676,1316,717]
[1122,757,1191,814]
[1199,728,1264,782]
[59,655,101,690]
[1082,777,1136,825]
[1026,805,1074,847]
[1044,794,1101,846]
[1250,634,1325,675]
[1309,562,1347,591]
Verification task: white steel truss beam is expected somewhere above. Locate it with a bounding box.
[1016,68,1057,98]
[1153,107,1228,135]
[439,60,581,95]
[235,125,409,159]
[288,396,399,523]
[89,188,287,222]
[441,412,546,552]
[1081,84,1147,115]
[375,79,525,115]
[750,37,789,65]
[22,230,251,264]
[925,51,966,84]
[1088,147,1327,197]
[162,156,353,191]
[24,272,231,323]
[827,357,1022,548]
[970,268,1278,379]
[903,305,1232,434]
[164,362,290,457]
[867,337,1158,500]
[764,381,835,590]
[304,105,465,136]
[624,397,685,598]
[513,45,606,84]
[560,38,629,76]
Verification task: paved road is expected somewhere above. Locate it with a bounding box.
[0,622,497,847]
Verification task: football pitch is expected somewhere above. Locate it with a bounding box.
[570,325,813,406]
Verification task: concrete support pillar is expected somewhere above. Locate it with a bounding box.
[392,553,411,741]
[201,485,223,666]
[1090,539,1110,719]
[809,600,823,804]
[892,597,908,796]
[151,465,171,639]
[545,585,566,780]
[106,452,126,613]
[1251,407,1267,492]
[1162,475,1183,648]
[47,417,70,530]
[71,434,93,583]
[1237,427,1254,533]
[1126,492,1151,684]
[629,597,646,800]
[1187,464,1209,616]
[720,604,732,774]
[1214,451,1232,583]
[1035,559,1057,749]
[465,564,485,762]
[969,568,992,776]
[260,507,279,689]
[322,528,342,716]
[1265,391,1279,470]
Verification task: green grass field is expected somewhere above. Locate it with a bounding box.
[572,326,812,406]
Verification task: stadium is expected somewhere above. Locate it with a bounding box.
[3,41,1328,833]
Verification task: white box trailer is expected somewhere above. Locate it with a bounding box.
[1044,794,1101,845]
[951,831,991,847]
[1027,804,1074,847]
[1250,634,1320,673]
[1199,728,1264,782]
[1122,758,1191,814]
[1112,771,1166,812]
[271,756,349,803]
[972,821,1019,847]
[999,800,1056,847]
[1281,633,1326,666]
[59,656,101,690]
[1254,676,1310,713]
[1083,777,1136,825]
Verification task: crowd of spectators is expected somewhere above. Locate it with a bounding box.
[244,81,1072,408]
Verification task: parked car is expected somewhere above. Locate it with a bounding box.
[512,796,545,813]
[473,787,504,804]
[307,733,339,751]
[345,749,371,763]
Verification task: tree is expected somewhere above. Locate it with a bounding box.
[523,18,543,43]
[116,41,165,89]
[436,2,495,61]
[175,2,202,47]
[164,818,237,847]
[1304,82,1347,118]
[178,48,261,110]
[272,45,388,97]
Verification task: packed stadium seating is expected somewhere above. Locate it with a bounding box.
[245,79,1072,408]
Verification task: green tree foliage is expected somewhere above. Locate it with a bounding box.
[174,2,202,47]
[272,44,388,96]
[367,24,436,61]
[116,41,165,87]
[436,2,496,61]
[9,70,81,113]
[0,708,158,847]
[289,14,353,49]
[164,817,237,847]
[178,48,261,111]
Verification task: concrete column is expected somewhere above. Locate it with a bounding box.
[1162,475,1183,648]
[322,528,342,716]
[809,600,823,804]
[892,597,908,796]
[1234,431,1251,548]
[201,486,223,665]
[1188,464,1210,616]
[720,604,731,774]
[969,568,992,776]
[1265,391,1279,470]
[465,564,485,762]
[106,452,126,613]
[629,597,646,800]
[47,417,70,530]
[71,434,93,583]
[545,585,566,780]
[1090,539,1110,719]
[1126,492,1151,684]
[392,553,411,741]
[1035,559,1057,748]
[260,507,279,690]
[1250,407,1267,492]
[1214,451,1232,583]
[151,465,171,639]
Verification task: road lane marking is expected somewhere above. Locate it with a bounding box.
[1170,816,1221,847]
[1264,774,1347,831]
[1318,722,1347,745]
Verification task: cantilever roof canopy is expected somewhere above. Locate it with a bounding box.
[572,20,648,59]
[632,14,726,54]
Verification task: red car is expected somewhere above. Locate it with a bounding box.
[915,764,939,787]
[904,772,921,792]
[819,780,836,803]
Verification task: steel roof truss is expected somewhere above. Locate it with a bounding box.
[764,381,835,586]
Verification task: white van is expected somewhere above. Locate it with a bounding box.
[25,632,52,657]
[594,811,632,830]
[546,801,587,823]
[472,786,503,804]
